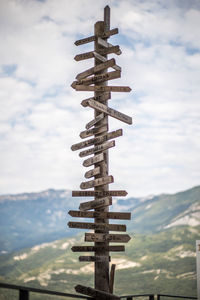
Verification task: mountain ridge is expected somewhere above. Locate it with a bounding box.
[0,185,199,253]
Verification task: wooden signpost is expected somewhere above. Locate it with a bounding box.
[68,210,131,220]
[71,245,125,252]
[72,190,128,197]
[68,5,133,299]
[68,221,126,231]
[79,196,112,210]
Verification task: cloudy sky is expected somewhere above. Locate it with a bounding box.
[0,0,200,197]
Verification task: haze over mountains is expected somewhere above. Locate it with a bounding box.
[0,185,199,298]
[0,185,199,253]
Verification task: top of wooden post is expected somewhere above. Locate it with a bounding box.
[104,5,110,32]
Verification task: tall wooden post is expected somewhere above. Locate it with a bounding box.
[69,6,132,299]
[94,7,110,293]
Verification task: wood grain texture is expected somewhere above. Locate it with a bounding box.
[82,153,104,167]
[71,245,125,252]
[80,125,108,139]
[84,166,101,178]
[71,129,122,151]
[75,285,120,300]
[75,85,131,92]
[87,99,132,125]
[79,196,112,211]
[80,140,115,158]
[68,221,126,231]
[72,190,128,197]
[76,59,115,80]
[85,233,131,243]
[80,175,114,189]
[79,256,111,262]
[68,210,131,220]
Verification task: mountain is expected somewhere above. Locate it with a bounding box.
[0,225,198,298]
[0,189,80,252]
[126,185,200,233]
[0,186,200,253]
[0,186,199,298]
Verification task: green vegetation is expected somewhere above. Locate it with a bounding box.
[0,185,199,298]
[0,226,198,299]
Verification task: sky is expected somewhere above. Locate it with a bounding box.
[0,0,200,197]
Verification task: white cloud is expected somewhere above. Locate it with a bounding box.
[0,0,200,196]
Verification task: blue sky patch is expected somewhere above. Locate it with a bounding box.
[2,64,17,76]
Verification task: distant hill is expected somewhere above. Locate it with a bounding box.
[0,186,200,252]
[0,225,198,298]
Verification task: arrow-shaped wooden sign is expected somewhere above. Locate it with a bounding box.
[80,140,115,158]
[75,85,131,92]
[80,124,108,139]
[74,35,96,46]
[72,70,121,87]
[86,99,132,125]
[76,59,116,80]
[80,175,114,189]
[74,51,94,61]
[75,285,120,300]
[72,190,128,197]
[82,153,104,167]
[68,210,131,220]
[85,233,131,243]
[79,256,111,262]
[98,45,121,56]
[71,245,125,252]
[79,196,112,211]
[102,27,118,38]
[81,93,111,107]
[85,112,104,130]
[98,37,121,55]
[94,52,121,71]
[74,28,118,46]
[71,129,122,151]
[68,221,126,231]
[84,166,100,178]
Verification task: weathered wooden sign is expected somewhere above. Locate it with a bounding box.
[71,245,125,252]
[93,51,121,71]
[86,99,132,125]
[72,190,128,197]
[102,27,118,38]
[81,93,111,107]
[79,256,111,262]
[83,153,104,167]
[80,140,115,158]
[79,196,112,210]
[80,175,114,189]
[71,129,122,151]
[75,285,120,300]
[97,37,122,55]
[68,210,131,220]
[76,59,115,80]
[74,35,96,46]
[85,112,104,130]
[74,28,118,46]
[73,70,121,87]
[98,45,121,56]
[75,85,131,92]
[80,124,108,139]
[69,5,133,297]
[84,166,100,178]
[74,51,94,61]
[68,221,126,231]
[85,233,131,243]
